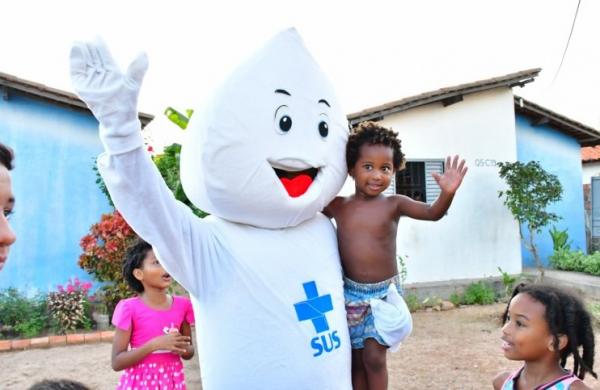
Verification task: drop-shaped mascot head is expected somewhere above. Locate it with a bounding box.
[181,28,348,228]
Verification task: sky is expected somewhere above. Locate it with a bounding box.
[1,0,599,146]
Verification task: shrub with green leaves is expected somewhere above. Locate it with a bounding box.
[550,249,600,276]
[449,292,462,306]
[0,288,48,339]
[404,294,422,312]
[583,252,600,275]
[497,267,517,298]
[549,226,571,252]
[462,281,496,305]
[550,248,584,271]
[15,308,48,338]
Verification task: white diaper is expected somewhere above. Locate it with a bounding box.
[370,283,413,352]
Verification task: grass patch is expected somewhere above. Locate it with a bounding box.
[404,294,422,312]
[453,281,497,306]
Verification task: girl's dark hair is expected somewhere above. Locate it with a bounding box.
[122,238,152,293]
[28,379,91,390]
[503,283,597,379]
[346,121,405,171]
[0,143,14,170]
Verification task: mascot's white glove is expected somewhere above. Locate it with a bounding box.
[70,38,148,154]
[370,284,413,352]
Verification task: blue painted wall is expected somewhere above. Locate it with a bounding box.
[515,114,586,267]
[0,92,112,293]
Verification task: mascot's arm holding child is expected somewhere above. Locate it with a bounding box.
[69,30,357,389]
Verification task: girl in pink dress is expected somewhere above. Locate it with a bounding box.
[111,239,195,389]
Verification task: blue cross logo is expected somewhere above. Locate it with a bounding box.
[294,281,333,334]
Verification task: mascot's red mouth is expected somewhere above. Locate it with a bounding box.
[274,167,318,198]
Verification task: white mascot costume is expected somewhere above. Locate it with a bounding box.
[70,29,353,389]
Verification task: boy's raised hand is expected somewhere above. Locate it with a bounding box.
[69,38,148,153]
[432,155,468,194]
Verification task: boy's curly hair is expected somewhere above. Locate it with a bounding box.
[502,283,597,379]
[122,238,153,293]
[346,121,404,171]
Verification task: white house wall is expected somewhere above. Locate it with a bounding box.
[583,162,600,184]
[340,88,522,284]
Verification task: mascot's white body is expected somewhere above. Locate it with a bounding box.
[71,29,352,389]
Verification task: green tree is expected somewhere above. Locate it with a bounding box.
[497,161,562,279]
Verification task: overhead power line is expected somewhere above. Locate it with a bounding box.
[552,0,582,83]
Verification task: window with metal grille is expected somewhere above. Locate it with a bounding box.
[394,160,445,203]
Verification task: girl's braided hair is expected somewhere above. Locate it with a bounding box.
[503,283,597,379]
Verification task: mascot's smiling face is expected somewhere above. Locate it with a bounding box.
[181,28,348,228]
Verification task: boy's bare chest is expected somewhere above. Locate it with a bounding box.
[336,200,398,232]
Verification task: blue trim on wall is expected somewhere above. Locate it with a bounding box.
[0,92,112,293]
[515,114,586,268]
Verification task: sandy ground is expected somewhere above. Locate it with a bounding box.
[2,303,599,389]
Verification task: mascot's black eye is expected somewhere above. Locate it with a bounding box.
[274,105,292,135]
[279,116,292,132]
[318,121,329,137]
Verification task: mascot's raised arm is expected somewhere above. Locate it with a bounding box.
[70,29,352,389]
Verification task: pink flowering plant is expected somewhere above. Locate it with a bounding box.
[47,278,93,334]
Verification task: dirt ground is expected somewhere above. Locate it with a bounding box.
[2,303,599,389]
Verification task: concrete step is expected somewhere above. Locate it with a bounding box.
[523,268,600,300]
